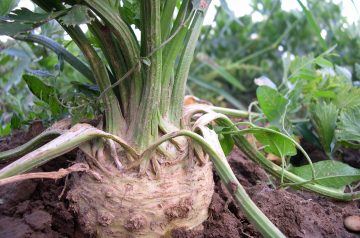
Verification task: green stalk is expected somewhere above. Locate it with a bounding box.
[30,0,125,136]
[88,21,128,114]
[0,125,137,179]
[160,1,192,116]
[210,106,259,118]
[14,34,95,84]
[0,130,62,162]
[216,117,360,201]
[0,126,97,179]
[66,26,126,136]
[84,0,142,122]
[160,0,177,40]
[142,129,286,238]
[169,9,209,124]
[134,0,162,149]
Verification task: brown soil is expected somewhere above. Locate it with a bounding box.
[1,125,359,238]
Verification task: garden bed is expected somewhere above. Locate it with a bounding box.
[0,125,359,238]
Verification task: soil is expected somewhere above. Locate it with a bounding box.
[1,125,360,238]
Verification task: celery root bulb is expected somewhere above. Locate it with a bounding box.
[68,156,214,237]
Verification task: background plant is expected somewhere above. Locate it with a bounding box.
[189,0,360,108]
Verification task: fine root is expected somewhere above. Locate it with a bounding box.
[0,163,88,186]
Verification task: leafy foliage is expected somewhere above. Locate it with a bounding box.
[256,86,287,127]
[253,47,360,159]
[336,106,360,143]
[23,74,63,115]
[253,130,297,158]
[310,102,338,156]
[119,0,141,28]
[214,126,234,156]
[0,8,65,36]
[59,5,93,26]
[289,160,360,190]
[0,0,19,16]
[189,0,360,109]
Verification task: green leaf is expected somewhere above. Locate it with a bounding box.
[0,0,19,16]
[71,81,99,97]
[289,160,360,189]
[0,123,11,137]
[0,8,65,36]
[215,127,235,156]
[59,5,93,26]
[5,8,50,22]
[0,21,34,36]
[310,102,338,156]
[23,74,63,115]
[336,106,360,143]
[253,130,297,158]
[256,86,288,127]
[119,0,141,27]
[314,57,333,69]
[333,85,360,109]
[313,90,336,99]
[10,113,21,129]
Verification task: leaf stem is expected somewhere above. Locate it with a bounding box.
[141,129,286,238]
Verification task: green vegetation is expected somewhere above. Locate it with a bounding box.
[0,0,360,237]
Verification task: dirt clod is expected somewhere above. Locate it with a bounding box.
[24,209,52,230]
[344,215,360,232]
[165,197,193,221]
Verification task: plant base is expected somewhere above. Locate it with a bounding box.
[68,158,214,237]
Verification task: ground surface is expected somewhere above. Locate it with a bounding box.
[0,124,359,238]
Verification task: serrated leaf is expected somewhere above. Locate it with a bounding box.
[0,21,34,36]
[0,8,65,36]
[333,85,360,109]
[310,102,338,156]
[336,106,360,143]
[23,74,63,115]
[252,130,297,158]
[119,0,141,27]
[289,160,360,189]
[59,5,93,26]
[0,0,19,16]
[256,86,288,127]
[5,8,50,22]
